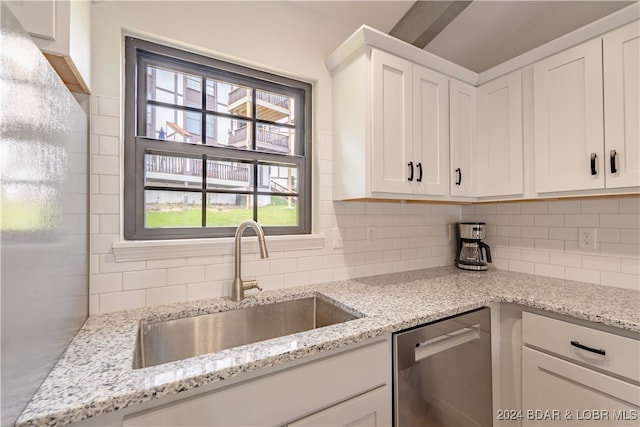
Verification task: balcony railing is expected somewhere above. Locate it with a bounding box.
[228,87,290,109]
[145,155,250,183]
[227,126,290,152]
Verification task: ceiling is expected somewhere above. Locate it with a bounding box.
[294,0,635,73]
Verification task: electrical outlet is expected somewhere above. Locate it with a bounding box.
[579,228,598,250]
[332,227,343,249]
[366,227,376,245]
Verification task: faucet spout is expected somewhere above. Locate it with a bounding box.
[231,220,269,302]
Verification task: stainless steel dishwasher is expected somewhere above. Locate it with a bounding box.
[393,307,492,427]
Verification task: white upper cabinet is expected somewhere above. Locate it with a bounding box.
[6,0,91,93]
[476,71,524,197]
[371,50,414,194]
[412,65,450,196]
[370,48,450,197]
[603,21,640,189]
[330,46,452,201]
[449,80,477,197]
[533,38,605,193]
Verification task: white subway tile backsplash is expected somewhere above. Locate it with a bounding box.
[521,227,549,239]
[92,273,122,294]
[534,215,564,227]
[146,286,187,306]
[548,227,578,241]
[535,239,565,252]
[509,214,534,226]
[548,200,581,214]
[621,258,640,275]
[520,202,548,214]
[580,199,618,213]
[167,266,205,286]
[582,255,620,272]
[564,214,599,227]
[565,267,600,284]
[99,175,120,195]
[522,250,549,264]
[535,263,564,279]
[549,253,582,267]
[98,135,120,156]
[497,203,521,214]
[600,214,640,229]
[98,96,119,117]
[91,114,119,137]
[599,243,640,258]
[99,290,145,313]
[600,271,640,290]
[621,229,640,244]
[123,269,166,290]
[99,214,120,234]
[187,281,226,301]
[509,260,535,274]
[91,194,119,214]
[619,198,640,213]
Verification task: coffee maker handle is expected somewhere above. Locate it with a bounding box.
[479,242,492,263]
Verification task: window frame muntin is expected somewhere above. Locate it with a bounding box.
[124,37,311,240]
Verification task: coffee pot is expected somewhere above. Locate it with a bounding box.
[456,222,492,271]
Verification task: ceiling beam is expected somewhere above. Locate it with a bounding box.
[390,1,473,48]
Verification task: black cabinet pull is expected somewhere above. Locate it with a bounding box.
[417,163,423,182]
[610,150,618,174]
[455,168,462,186]
[571,340,606,356]
[407,162,414,181]
[590,153,598,176]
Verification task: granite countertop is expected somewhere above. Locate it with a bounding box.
[17,266,640,427]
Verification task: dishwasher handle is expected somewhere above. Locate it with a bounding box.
[415,324,480,361]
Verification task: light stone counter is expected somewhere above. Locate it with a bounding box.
[16,267,640,427]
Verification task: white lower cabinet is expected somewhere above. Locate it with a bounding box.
[522,312,640,427]
[77,336,391,427]
[522,347,639,427]
[287,386,390,427]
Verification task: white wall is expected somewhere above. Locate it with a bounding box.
[89,1,459,314]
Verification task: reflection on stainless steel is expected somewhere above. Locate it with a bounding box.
[0,4,88,426]
[231,220,269,301]
[133,296,359,369]
[393,308,492,427]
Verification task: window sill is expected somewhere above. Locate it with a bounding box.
[112,234,326,262]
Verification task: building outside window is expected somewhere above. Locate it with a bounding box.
[124,38,312,239]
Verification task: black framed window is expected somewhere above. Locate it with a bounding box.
[124,38,312,239]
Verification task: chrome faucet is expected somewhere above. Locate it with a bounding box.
[231,220,269,301]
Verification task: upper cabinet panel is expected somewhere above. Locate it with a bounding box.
[6,0,91,94]
[449,79,477,197]
[476,70,523,197]
[603,21,640,189]
[533,38,605,193]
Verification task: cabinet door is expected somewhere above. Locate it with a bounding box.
[533,38,604,193]
[604,21,640,189]
[371,49,413,194]
[477,71,523,197]
[522,347,640,427]
[450,79,477,197]
[288,386,391,427]
[413,65,450,196]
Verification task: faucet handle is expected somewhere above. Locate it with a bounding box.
[243,279,263,293]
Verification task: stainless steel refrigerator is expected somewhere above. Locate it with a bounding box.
[0,4,89,426]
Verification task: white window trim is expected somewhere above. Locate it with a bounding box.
[112,233,325,262]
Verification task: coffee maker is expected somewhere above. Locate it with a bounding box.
[456,222,492,271]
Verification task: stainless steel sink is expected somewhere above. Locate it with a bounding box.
[133,296,360,369]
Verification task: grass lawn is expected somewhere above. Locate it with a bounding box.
[146,200,297,228]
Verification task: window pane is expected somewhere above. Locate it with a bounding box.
[256,124,295,154]
[206,159,253,191]
[206,193,253,227]
[258,163,298,193]
[145,190,202,228]
[146,66,202,108]
[257,196,298,226]
[207,115,252,149]
[145,153,202,189]
[145,105,202,144]
[207,80,252,118]
[256,89,294,124]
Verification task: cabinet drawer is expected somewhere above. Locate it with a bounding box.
[522,312,639,382]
